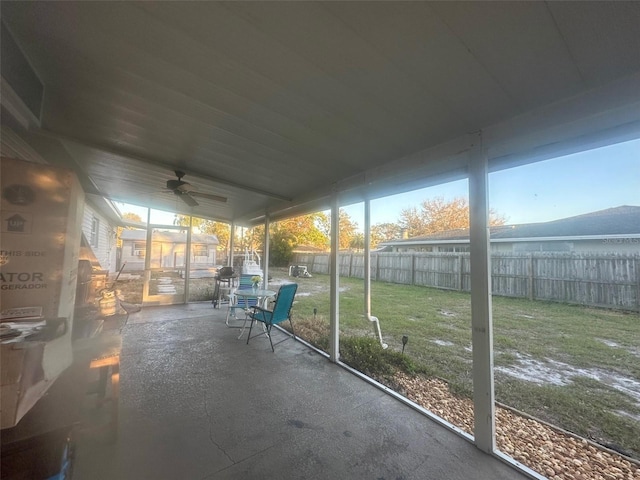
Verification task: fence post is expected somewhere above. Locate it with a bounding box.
[375,253,380,281]
[636,257,640,313]
[528,254,534,301]
[459,254,464,291]
[349,253,354,278]
[411,253,416,285]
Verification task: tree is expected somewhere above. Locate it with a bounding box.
[266,213,330,266]
[201,221,231,254]
[173,215,231,254]
[242,224,264,254]
[370,222,402,248]
[399,197,507,237]
[122,212,143,223]
[273,213,330,249]
[116,212,145,247]
[349,233,365,252]
[269,226,296,266]
[338,210,358,250]
[315,210,359,249]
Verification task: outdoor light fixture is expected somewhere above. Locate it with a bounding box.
[402,335,409,355]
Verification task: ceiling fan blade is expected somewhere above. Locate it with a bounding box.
[190,191,228,203]
[176,191,199,207]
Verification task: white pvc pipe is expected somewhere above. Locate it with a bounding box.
[364,199,387,348]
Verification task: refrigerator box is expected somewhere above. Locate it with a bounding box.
[1,157,84,428]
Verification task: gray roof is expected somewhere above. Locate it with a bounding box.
[382,206,640,245]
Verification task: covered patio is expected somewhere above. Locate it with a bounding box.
[2,2,640,478]
[73,303,527,480]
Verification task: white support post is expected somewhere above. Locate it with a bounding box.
[468,140,496,453]
[364,200,371,317]
[263,215,270,288]
[329,195,340,362]
[184,216,192,303]
[228,221,235,267]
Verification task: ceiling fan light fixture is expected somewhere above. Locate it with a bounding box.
[165,170,227,206]
[172,189,198,206]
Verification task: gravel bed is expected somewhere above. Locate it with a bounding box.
[394,373,640,480]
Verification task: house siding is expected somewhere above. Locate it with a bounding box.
[81,202,117,273]
[119,230,218,272]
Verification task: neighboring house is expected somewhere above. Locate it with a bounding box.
[120,229,219,271]
[80,197,121,274]
[379,206,640,255]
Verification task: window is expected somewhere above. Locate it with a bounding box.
[193,244,208,257]
[513,241,572,253]
[90,217,99,247]
[133,241,146,256]
[438,245,469,253]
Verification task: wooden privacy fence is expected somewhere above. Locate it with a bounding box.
[291,252,640,311]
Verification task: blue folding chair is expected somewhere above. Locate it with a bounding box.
[226,274,259,328]
[246,283,297,351]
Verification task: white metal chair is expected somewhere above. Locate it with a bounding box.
[225,274,259,328]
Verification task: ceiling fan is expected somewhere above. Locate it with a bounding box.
[166,170,227,207]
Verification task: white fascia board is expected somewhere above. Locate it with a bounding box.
[380,239,470,247]
[381,233,640,247]
[495,234,640,243]
[0,77,41,130]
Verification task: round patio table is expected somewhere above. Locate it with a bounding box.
[233,289,276,339]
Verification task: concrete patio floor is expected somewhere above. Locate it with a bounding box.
[73,302,529,480]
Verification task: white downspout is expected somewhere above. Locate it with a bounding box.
[364,199,387,349]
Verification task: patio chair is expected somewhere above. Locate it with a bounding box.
[246,283,298,352]
[225,274,259,327]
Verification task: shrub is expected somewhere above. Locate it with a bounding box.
[339,336,427,382]
[340,336,393,377]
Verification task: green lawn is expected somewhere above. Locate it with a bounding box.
[283,268,640,458]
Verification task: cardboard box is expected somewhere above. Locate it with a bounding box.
[1,157,84,428]
[1,333,72,428]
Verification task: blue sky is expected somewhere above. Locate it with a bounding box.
[118,138,638,229]
[343,138,639,229]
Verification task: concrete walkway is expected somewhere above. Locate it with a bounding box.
[73,302,529,480]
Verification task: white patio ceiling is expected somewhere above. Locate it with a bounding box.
[2,1,640,226]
